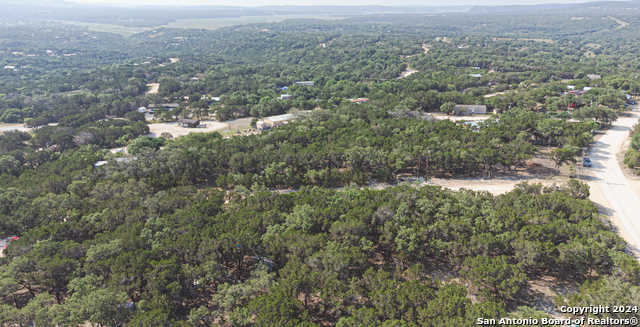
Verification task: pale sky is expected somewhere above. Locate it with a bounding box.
[61,0,613,6]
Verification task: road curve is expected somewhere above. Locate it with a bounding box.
[586,108,640,256]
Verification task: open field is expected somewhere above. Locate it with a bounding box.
[397,67,418,79]
[164,15,347,30]
[51,20,152,37]
[54,15,348,36]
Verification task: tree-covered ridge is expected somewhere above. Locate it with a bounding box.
[1,105,593,214]
[2,4,640,325]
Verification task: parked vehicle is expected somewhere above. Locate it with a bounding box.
[583,157,592,167]
[1,236,19,250]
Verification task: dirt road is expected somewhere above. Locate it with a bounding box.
[0,123,30,133]
[585,109,640,255]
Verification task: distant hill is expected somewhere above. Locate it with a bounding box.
[0,3,467,27]
[469,0,640,15]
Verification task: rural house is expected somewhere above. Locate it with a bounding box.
[256,113,297,130]
[454,105,488,115]
[295,81,315,86]
[178,119,201,128]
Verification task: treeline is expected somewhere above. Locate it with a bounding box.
[1,178,638,325]
[624,123,640,172]
[0,105,594,234]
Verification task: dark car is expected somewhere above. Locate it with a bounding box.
[583,157,592,167]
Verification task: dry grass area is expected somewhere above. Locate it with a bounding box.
[146,83,160,95]
[148,117,254,138]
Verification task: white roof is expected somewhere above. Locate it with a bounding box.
[267,113,297,122]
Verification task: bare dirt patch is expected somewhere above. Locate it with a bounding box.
[148,121,228,138]
[146,83,160,95]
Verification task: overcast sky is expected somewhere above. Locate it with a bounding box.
[60,0,613,6]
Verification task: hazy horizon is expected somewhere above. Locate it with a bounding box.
[4,0,626,7]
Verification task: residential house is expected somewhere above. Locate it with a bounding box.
[178,119,201,128]
[295,81,315,87]
[256,113,297,130]
[454,105,488,116]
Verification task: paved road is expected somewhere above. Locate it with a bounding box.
[586,108,640,255]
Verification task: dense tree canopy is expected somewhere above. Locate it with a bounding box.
[2,3,640,326]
